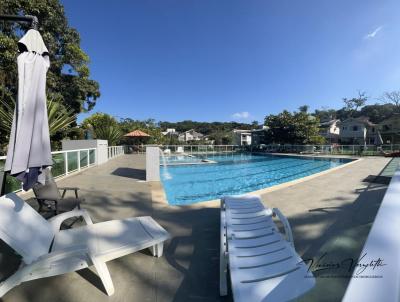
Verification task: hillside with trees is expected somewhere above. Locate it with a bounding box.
[313,91,400,123]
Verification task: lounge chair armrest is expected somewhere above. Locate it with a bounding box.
[272,208,294,248]
[49,209,93,233]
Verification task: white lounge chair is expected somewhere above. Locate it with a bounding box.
[220,195,315,302]
[0,193,170,297]
[176,146,184,154]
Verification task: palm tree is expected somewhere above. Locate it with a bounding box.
[0,98,76,136]
[92,124,122,146]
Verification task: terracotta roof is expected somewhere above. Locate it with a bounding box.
[124,130,150,137]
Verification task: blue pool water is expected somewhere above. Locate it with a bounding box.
[160,153,353,205]
[162,155,204,165]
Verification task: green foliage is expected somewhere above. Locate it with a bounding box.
[118,118,164,144]
[92,124,122,146]
[208,131,234,145]
[81,112,118,130]
[298,105,309,113]
[159,120,254,135]
[314,103,398,124]
[47,98,77,135]
[314,108,337,121]
[343,91,367,116]
[0,97,76,152]
[0,0,100,119]
[264,110,323,144]
[81,113,122,145]
[0,97,76,135]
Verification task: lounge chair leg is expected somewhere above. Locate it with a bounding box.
[220,252,228,296]
[92,258,115,296]
[149,243,164,257]
[156,243,164,257]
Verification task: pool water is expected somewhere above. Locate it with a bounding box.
[160,153,353,205]
[161,155,204,165]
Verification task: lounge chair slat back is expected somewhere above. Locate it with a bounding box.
[0,193,53,264]
[220,195,315,302]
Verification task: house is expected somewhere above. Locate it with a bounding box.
[378,114,400,144]
[178,129,204,142]
[338,117,377,145]
[319,119,340,143]
[232,130,252,146]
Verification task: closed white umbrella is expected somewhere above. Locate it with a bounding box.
[4,29,52,191]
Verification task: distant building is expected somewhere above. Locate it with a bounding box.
[161,128,178,136]
[178,129,204,142]
[319,119,340,143]
[233,130,252,146]
[378,114,400,144]
[338,117,377,145]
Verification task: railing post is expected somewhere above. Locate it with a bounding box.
[65,152,69,176]
[87,149,90,166]
[77,150,81,171]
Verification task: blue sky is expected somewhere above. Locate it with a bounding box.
[61,0,400,124]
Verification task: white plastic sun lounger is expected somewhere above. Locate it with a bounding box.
[220,195,315,302]
[0,193,170,297]
[176,146,184,154]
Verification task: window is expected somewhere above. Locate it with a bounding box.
[342,126,347,130]
[352,126,358,131]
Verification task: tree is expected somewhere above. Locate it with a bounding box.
[358,103,396,123]
[313,108,337,121]
[264,110,323,144]
[118,118,164,144]
[343,91,368,116]
[251,120,259,128]
[379,91,400,108]
[0,0,100,116]
[81,113,122,145]
[298,105,309,113]
[0,97,76,151]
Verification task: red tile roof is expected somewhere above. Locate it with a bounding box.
[124,130,150,137]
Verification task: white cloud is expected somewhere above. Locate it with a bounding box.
[231,111,250,119]
[364,26,383,40]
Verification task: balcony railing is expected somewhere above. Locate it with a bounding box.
[107,146,125,159]
[0,148,96,194]
[252,144,400,156]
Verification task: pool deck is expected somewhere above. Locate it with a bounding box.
[1,154,393,302]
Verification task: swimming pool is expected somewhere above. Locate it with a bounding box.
[160,153,353,205]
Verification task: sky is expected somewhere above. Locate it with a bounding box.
[61,0,400,124]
